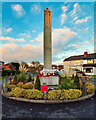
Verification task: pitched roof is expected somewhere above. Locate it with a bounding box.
[63,53,96,62]
[4,63,15,70]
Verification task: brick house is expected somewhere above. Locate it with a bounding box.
[4,63,15,70]
[0,61,15,71]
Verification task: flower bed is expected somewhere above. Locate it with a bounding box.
[3,79,95,101]
[2,69,96,102]
[9,87,82,100]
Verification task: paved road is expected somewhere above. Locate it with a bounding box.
[0,79,96,120]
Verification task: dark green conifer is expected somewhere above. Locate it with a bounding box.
[34,75,41,90]
[74,73,80,89]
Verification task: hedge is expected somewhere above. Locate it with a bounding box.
[2,70,20,76]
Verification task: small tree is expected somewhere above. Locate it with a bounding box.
[13,73,18,84]
[14,73,17,81]
[34,75,41,90]
[74,73,80,89]
[28,74,32,82]
[72,74,74,79]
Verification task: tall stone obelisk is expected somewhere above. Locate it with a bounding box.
[43,8,52,70]
[40,8,59,87]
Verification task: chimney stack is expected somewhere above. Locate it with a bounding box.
[84,52,88,56]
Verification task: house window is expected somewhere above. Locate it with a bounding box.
[83,68,93,73]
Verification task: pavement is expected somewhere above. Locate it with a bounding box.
[0,79,96,120]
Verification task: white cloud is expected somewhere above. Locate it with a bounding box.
[73,41,90,48]
[16,38,25,42]
[11,4,25,17]
[73,17,78,21]
[30,33,43,43]
[75,16,91,24]
[0,36,26,42]
[84,28,89,31]
[4,27,13,33]
[61,14,67,25]
[85,41,89,44]
[53,58,64,65]
[1,43,18,49]
[52,27,77,54]
[70,3,80,16]
[61,5,69,25]
[53,27,77,44]
[29,26,77,55]
[0,36,14,42]
[62,6,68,13]
[19,32,31,38]
[32,30,36,33]
[31,3,41,13]
[1,43,42,62]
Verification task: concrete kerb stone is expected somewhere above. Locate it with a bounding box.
[1,90,95,104]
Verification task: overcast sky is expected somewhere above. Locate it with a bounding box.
[0,2,94,64]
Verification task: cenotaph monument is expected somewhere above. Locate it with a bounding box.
[44,8,52,70]
[39,8,59,87]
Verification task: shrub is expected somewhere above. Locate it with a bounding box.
[25,89,43,99]
[34,75,41,90]
[16,82,23,88]
[10,88,43,99]
[22,82,33,89]
[10,87,26,97]
[12,73,18,85]
[86,85,95,94]
[74,73,80,89]
[47,90,61,100]
[3,82,15,90]
[3,83,5,88]
[2,70,20,76]
[58,76,73,90]
[7,84,16,90]
[47,89,82,100]
[17,73,27,82]
[86,82,95,94]
[60,89,82,100]
[86,82,93,87]
[14,73,17,81]
[7,82,16,90]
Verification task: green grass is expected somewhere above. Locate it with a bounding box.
[0,76,9,79]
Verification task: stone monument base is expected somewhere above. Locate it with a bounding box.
[39,69,59,88]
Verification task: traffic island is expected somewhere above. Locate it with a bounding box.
[1,90,95,104]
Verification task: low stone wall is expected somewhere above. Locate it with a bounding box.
[1,90,95,104]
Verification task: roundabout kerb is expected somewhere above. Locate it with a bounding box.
[1,90,95,104]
